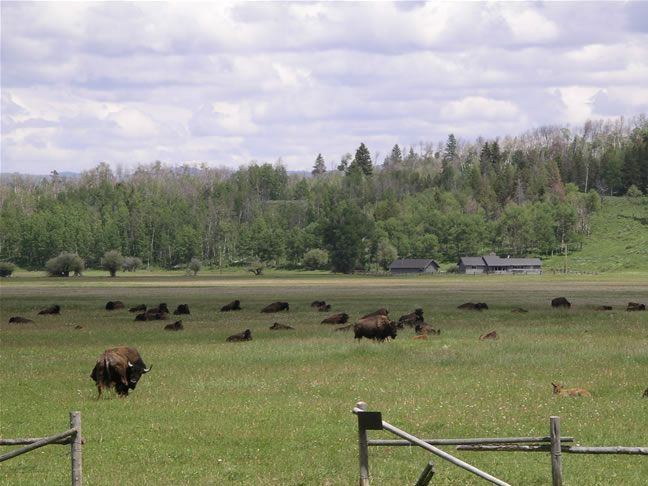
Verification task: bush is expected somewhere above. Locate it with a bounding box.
[446,264,459,273]
[122,256,143,272]
[101,250,124,277]
[45,252,84,277]
[303,249,329,270]
[0,262,16,277]
[188,258,202,276]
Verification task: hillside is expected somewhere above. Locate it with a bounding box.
[543,196,648,273]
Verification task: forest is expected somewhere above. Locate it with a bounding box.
[1,116,646,274]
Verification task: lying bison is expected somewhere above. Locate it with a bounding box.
[360,308,389,319]
[90,346,151,398]
[135,312,169,321]
[311,300,326,308]
[226,329,252,342]
[147,303,169,315]
[173,304,190,315]
[511,308,529,313]
[261,302,289,313]
[551,297,571,308]
[627,302,646,311]
[221,300,241,312]
[415,323,440,335]
[269,322,294,330]
[9,316,33,324]
[398,308,424,327]
[321,312,349,325]
[479,330,499,340]
[164,320,184,331]
[129,304,146,313]
[38,305,60,315]
[353,315,398,342]
[105,301,125,311]
[457,302,488,311]
[595,305,613,311]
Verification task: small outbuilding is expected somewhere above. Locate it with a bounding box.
[458,257,487,274]
[389,259,439,274]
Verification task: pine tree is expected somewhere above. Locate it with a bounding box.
[312,154,326,176]
[348,143,373,176]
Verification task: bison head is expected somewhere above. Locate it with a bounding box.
[127,360,152,389]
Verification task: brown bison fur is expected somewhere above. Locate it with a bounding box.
[90,346,151,398]
[334,324,354,332]
[626,302,646,311]
[321,312,349,324]
[226,329,252,342]
[173,304,191,315]
[105,301,125,311]
[398,308,424,327]
[135,312,150,321]
[135,311,168,321]
[353,315,398,342]
[595,305,613,311]
[360,308,389,319]
[311,300,326,308]
[269,322,294,330]
[551,297,571,308]
[164,320,184,331]
[38,305,60,315]
[318,304,332,312]
[221,300,241,312]
[479,330,499,340]
[9,316,34,324]
[414,335,428,341]
[261,301,289,313]
[415,323,440,335]
[129,304,146,313]
[457,302,488,311]
[511,308,529,313]
[552,382,591,397]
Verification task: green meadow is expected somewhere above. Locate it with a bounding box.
[1,273,647,485]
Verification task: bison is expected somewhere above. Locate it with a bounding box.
[321,313,349,325]
[226,329,252,342]
[398,308,424,327]
[164,320,184,331]
[173,304,190,315]
[479,330,499,340]
[511,308,529,313]
[415,323,440,335]
[221,300,241,312]
[595,305,613,311]
[643,388,648,398]
[360,308,389,319]
[90,346,151,398]
[311,300,326,308]
[105,301,125,311]
[318,304,332,312]
[269,322,294,330]
[261,302,289,313]
[9,316,33,324]
[413,335,428,341]
[457,302,488,311]
[135,312,168,321]
[129,304,146,313]
[552,382,591,397]
[627,302,646,311]
[134,312,150,321]
[38,305,60,315]
[551,297,571,308]
[147,303,169,315]
[353,315,398,342]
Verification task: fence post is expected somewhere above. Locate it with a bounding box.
[70,412,82,486]
[550,416,562,486]
[356,401,370,486]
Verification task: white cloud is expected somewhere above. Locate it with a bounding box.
[441,97,522,121]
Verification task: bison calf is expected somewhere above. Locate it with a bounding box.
[226,329,252,342]
[552,382,591,397]
[90,346,151,398]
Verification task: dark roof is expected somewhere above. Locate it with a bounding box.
[482,255,542,267]
[389,259,439,270]
[459,257,486,266]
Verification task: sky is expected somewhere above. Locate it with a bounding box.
[2,1,648,175]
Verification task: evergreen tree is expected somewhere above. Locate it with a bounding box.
[312,154,326,176]
[347,143,373,176]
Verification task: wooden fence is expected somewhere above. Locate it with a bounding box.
[0,411,83,486]
[353,402,647,485]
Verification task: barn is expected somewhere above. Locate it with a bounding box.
[389,259,439,274]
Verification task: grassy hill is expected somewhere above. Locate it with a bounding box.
[543,196,648,273]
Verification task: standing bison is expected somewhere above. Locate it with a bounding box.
[90,346,151,398]
[353,315,398,342]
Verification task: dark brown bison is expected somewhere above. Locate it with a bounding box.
[627,302,646,311]
[38,305,60,315]
[321,312,349,324]
[221,300,242,312]
[353,315,398,342]
[595,305,613,311]
[334,324,354,332]
[134,313,150,321]
[511,308,529,313]
[147,303,169,315]
[415,323,440,335]
[457,302,488,311]
[135,312,169,321]
[311,300,326,308]
[9,316,34,324]
[105,301,125,311]
[479,330,499,340]
[164,320,184,331]
[360,308,389,319]
[261,302,289,313]
[173,304,190,315]
[551,297,571,308]
[318,304,332,312]
[643,388,648,398]
[90,346,151,398]
[129,304,146,313]
[269,322,294,330]
[226,329,252,342]
[398,308,424,327]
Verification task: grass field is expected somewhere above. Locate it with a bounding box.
[1,273,647,485]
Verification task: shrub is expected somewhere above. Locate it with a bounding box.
[446,264,459,273]
[101,250,124,277]
[0,262,16,277]
[45,252,84,277]
[122,256,143,272]
[303,249,329,270]
[188,258,202,276]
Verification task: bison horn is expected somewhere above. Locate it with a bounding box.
[128,360,133,367]
[143,365,152,373]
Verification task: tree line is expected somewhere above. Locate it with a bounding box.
[0,116,646,274]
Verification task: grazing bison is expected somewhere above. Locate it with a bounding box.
[221,300,241,312]
[269,322,294,330]
[360,308,389,319]
[552,382,591,397]
[415,323,440,335]
[321,313,349,325]
[457,302,488,311]
[627,302,646,311]
[226,329,252,342]
[261,302,289,313]
[90,346,151,398]
[398,308,424,327]
[38,305,60,315]
[334,324,354,332]
[353,315,398,342]
[511,308,529,313]
[164,320,184,331]
[173,304,190,315]
[105,301,125,311]
[551,297,571,308]
[596,305,613,311]
[129,304,146,313]
[479,330,499,340]
[9,316,33,324]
